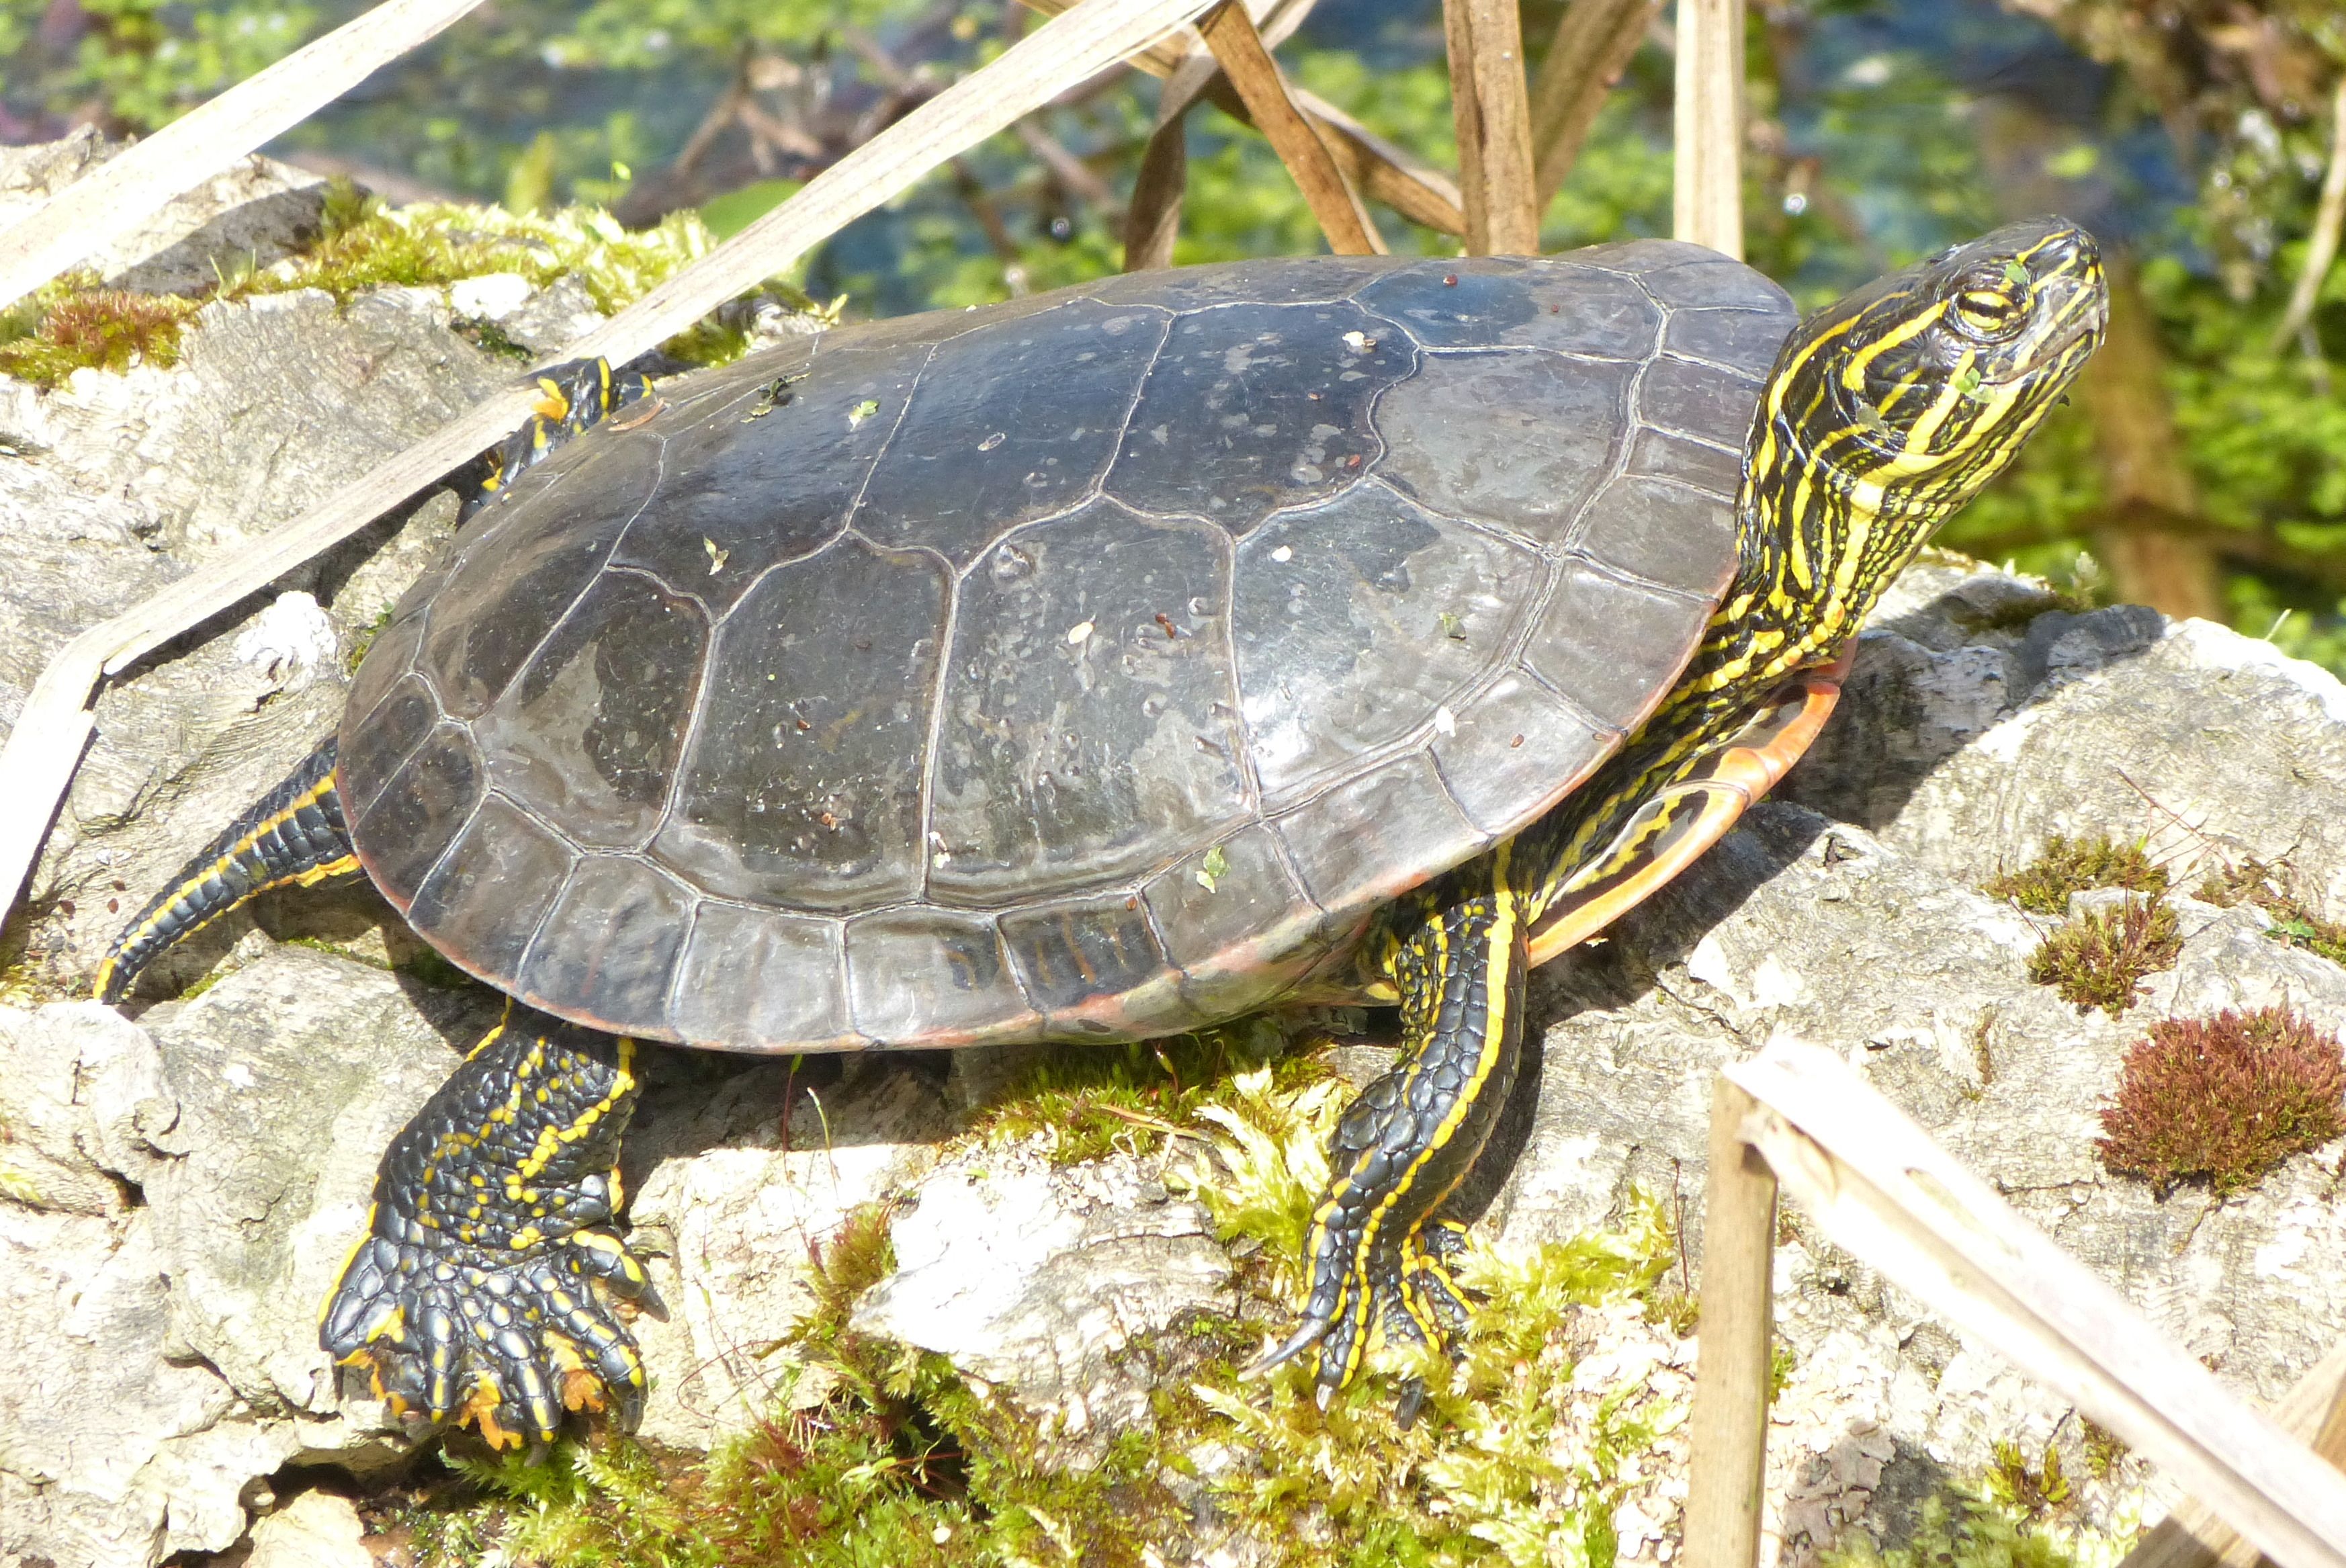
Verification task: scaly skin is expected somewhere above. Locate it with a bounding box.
[320,1005,654,1450]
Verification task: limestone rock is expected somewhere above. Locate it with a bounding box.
[854,1148,1235,1448]
[0,129,330,298]
[1787,558,2346,906]
[622,1055,958,1449]
[242,1489,371,1568]
[0,1003,289,1567]
[140,946,492,1427]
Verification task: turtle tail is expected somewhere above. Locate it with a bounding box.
[93,738,359,1005]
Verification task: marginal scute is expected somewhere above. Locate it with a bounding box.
[654,536,947,910]
[1233,482,1543,804]
[417,434,659,719]
[1272,751,1479,919]
[515,853,695,1034]
[1522,562,1712,732]
[405,793,575,986]
[1105,300,1409,523]
[999,894,1170,1016]
[1664,306,1796,371]
[1573,476,1739,596]
[1356,258,1661,361]
[853,298,1172,567]
[671,902,851,1051]
[1140,824,1327,1016]
[1625,425,1743,498]
[1639,355,1764,448]
[1373,350,1633,548]
[338,672,439,820]
[1430,672,1614,836]
[928,500,1248,906]
[480,570,707,850]
[1088,253,1397,310]
[844,908,1030,1045]
[355,722,483,907]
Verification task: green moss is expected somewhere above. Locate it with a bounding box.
[345,608,394,674]
[398,1201,1184,1567]
[389,1052,1715,1566]
[2095,1006,2345,1197]
[2025,896,2181,1016]
[1987,1438,2071,1520]
[1818,1490,2106,1568]
[2200,855,2346,967]
[1983,835,2169,916]
[963,1014,1325,1166]
[0,183,822,388]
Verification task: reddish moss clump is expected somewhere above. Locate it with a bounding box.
[0,288,199,381]
[2026,896,2182,1015]
[2096,1006,2346,1196]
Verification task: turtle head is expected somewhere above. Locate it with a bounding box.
[1727,219,2105,653]
[1760,216,2106,523]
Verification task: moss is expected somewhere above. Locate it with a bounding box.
[397,1201,1185,1567]
[0,273,200,382]
[345,607,393,674]
[388,1051,1712,1566]
[0,183,811,388]
[2095,1006,2345,1197]
[1983,835,2169,916]
[2026,896,2181,1016]
[963,1014,1326,1166]
[1817,1490,2105,1568]
[2200,855,2346,967]
[1987,1438,2071,1520]
[2079,1420,2127,1481]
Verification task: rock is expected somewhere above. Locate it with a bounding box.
[243,1489,370,1568]
[854,1147,1235,1450]
[0,271,511,996]
[0,129,329,298]
[0,1003,285,1567]
[622,1055,957,1450]
[1492,696,2346,1557]
[140,946,492,1431]
[1786,558,2346,907]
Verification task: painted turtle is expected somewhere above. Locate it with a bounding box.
[95,218,2105,1446]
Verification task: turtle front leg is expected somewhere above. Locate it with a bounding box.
[1250,884,1526,1410]
[323,1003,656,1450]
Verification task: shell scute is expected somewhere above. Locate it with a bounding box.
[854,297,1172,568]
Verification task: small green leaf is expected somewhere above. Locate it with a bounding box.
[1195,844,1229,893]
[2002,259,2029,290]
[1437,611,1467,641]
[849,398,880,429]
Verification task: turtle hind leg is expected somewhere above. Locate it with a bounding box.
[93,736,358,1004]
[323,1004,656,1451]
[1249,884,1526,1411]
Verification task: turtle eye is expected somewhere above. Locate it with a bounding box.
[1952,273,2026,339]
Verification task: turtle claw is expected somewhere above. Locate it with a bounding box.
[1242,1314,1331,1380]
[324,1227,654,1450]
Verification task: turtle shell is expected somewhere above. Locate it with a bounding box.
[340,241,1796,1051]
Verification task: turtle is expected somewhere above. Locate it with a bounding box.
[93,216,2105,1448]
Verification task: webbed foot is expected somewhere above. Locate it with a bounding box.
[321,1006,655,1449]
